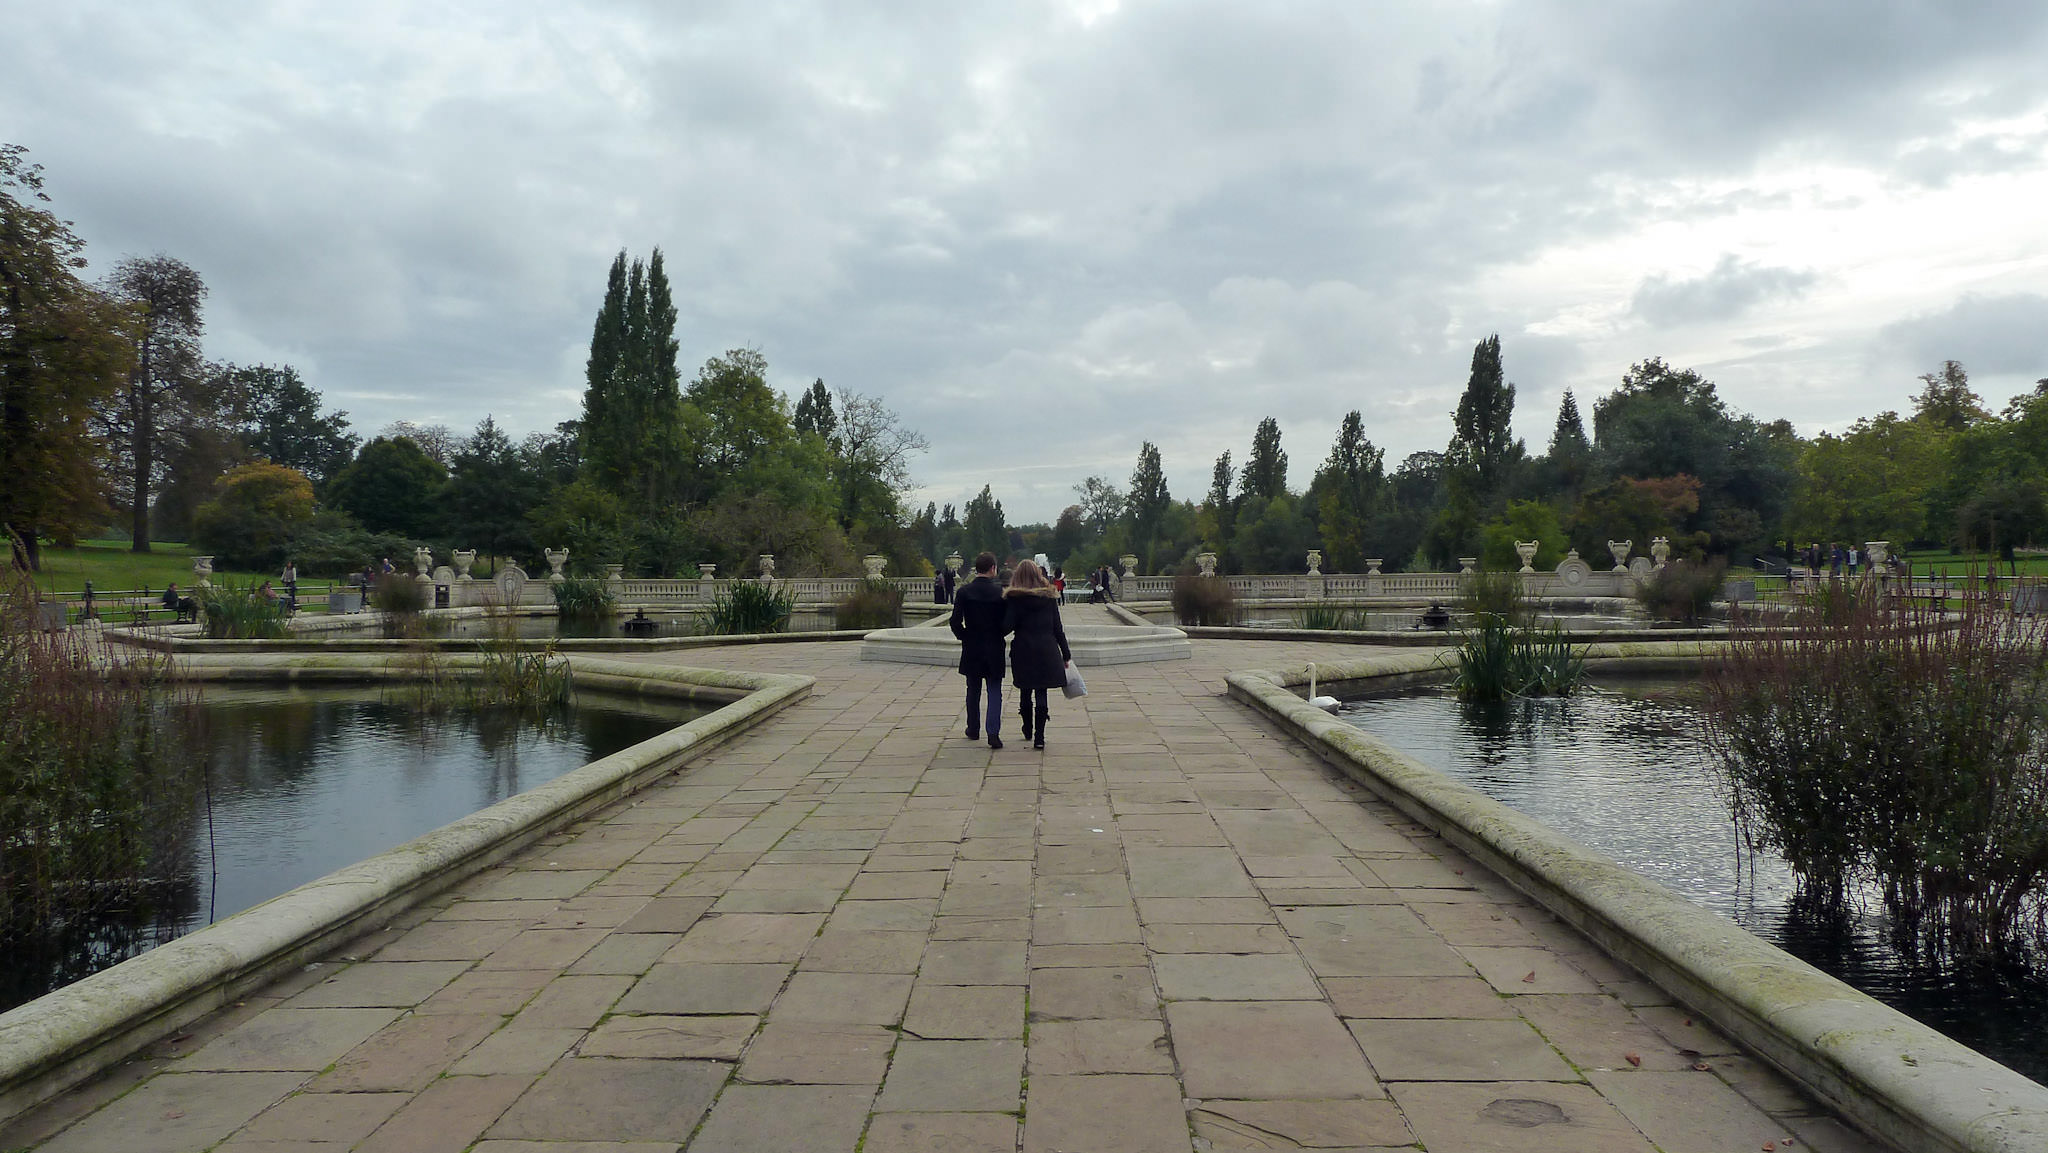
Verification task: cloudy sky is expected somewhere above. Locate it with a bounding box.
[8,1,2048,521]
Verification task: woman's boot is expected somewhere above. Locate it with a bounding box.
[1019,698,1033,741]
[1033,698,1049,750]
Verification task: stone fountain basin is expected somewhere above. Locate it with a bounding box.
[859,618,1191,666]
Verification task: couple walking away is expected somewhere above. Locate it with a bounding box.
[949,552,1072,750]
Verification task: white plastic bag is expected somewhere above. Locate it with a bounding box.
[1063,662,1087,699]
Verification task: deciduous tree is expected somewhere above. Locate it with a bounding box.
[101,254,209,552]
[0,145,132,569]
[326,435,445,538]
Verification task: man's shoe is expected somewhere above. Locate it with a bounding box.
[1032,737,1045,750]
[988,735,1004,750]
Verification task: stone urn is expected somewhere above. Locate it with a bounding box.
[191,555,215,588]
[944,551,962,575]
[451,549,476,580]
[1514,540,1539,573]
[413,546,433,576]
[698,562,718,581]
[1865,541,1890,568]
[1196,552,1218,577]
[759,554,777,582]
[1458,557,1478,576]
[1607,540,1632,572]
[1365,559,1383,576]
[1306,549,1323,577]
[544,548,569,580]
[1650,537,1671,568]
[1119,554,1139,579]
[863,554,888,578]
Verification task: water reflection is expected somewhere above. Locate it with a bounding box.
[433,610,848,640]
[1341,680,2048,1083]
[1,687,699,1012]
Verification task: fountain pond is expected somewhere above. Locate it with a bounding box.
[0,684,709,1012]
[1339,676,2048,1083]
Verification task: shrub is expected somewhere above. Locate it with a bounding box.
[197,580,290,639]
[705,580,796,635]
[371,572,427,614]
[552,576,617,621]
[1635,558,1726,624]
[1171,572,1237,626]
[1702,582,2048,954]
[189,462,316,570]
[835,578,904,630]
[1459,568,1530,625]
[1450,614,1586,704]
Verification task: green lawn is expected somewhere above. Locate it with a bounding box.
[26,539,276,596]
[1900,549,2048,577]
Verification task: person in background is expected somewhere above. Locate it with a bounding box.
[949,551,1007,749]
[1053,566,1066,603]
[280,559,298,612]
[1002,559,1072,751]
[942,564,957,604]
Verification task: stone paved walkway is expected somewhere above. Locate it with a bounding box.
[3,617,1883,1152]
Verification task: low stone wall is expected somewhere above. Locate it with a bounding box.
[1226,647,2048,1153]
[0,658,813,1126]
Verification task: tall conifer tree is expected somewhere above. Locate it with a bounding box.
[1240,417,1288,501]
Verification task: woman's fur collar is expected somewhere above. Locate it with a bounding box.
[1003,585,1060,598]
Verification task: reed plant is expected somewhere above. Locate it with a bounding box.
[1702,580,2048,954]
[0,564,205,998]
[1171,572,1237,626]
[1450,613,1587,704]
[552,576,617,621]
[1296,602,1367,631]
[196,579,290,639]
[705,580,796,635]
[835,578,904,630]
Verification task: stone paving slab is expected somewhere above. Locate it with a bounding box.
[3,629,1885,1153]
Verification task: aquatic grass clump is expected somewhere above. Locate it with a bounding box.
[196,579,289,639]
[1703,581,2048,955]
[552,576,617,622]
[1450,614,1587,704]
[1296,602,1367,631]
[1171,572,1237,626]
[0,565,206,1000]
[835,578,903,630]
[387,609,571,724]
[705,580,796,635]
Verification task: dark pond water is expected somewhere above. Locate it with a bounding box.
[1,686,704,1011]
[1139,609,1645,631]
[1341,680,2048,1083]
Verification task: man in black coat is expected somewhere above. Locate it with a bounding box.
[949,551,1007,748]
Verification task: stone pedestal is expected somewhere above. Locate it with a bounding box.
[759,554,777,582]
[1458,557,1478,576]
[1305,550,1323,577]
[1119,554,1139,580]
[698,563,717,580]
[863,554,887,578]
[192,555,214,588]
[1196,552,1218,577]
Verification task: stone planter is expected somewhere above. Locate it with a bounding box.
[1514,540,1538,573]
[698,563,718,580]
[759,554,777,582]
[451,549,476,579]
[945,552,962,574]
[192,556,214,588]
[1119,554,1139,579]
[1306,550,1323,576]
[1607,540,1632,572]
[1651,537,1671,568]
[1457,557,1478,576]
[1196,552,1218,577]
[544,549,569,580]
[863,555,887,578]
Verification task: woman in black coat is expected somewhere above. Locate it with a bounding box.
[1002,560,1072,750]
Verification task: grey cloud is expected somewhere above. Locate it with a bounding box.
[1632,257,1817,326]
[1877,293,2048,378]
[4,1,2047,521]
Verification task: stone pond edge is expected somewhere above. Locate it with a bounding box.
[1226,642,2048,1153]
[0,657,814,1126]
